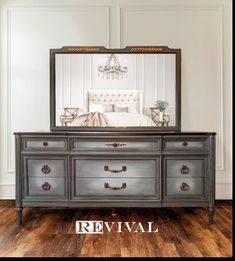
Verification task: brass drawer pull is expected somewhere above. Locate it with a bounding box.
[104,165,127,173]
[105,143,127,148]
[41,165,51,174]
[42,182,51,191]
[43,141,48,146]
[104,183,127,190]
[180,165,189,174]
[180,182,190,191]
[182,141,188,147]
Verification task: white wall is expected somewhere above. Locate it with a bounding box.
[55,53,176,125]
[0,0,232,199]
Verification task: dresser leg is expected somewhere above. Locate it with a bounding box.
[16,207,23,225]
[208,207,214,225]
[111,208,117,216]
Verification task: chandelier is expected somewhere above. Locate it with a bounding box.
[98,54,128,80]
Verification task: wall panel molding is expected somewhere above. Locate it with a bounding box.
[4,5,110,174]
[119,5,225,173]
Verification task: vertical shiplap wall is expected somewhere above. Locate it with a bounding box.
[0,0,232,199]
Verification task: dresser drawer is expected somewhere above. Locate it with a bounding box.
[166,159,206,178]
[163,137,209,151]
[71,139,160,150]
[74,159,158,178]
[23,138,67,150]
[166,178,205,198]
[74,178,158,197]
[25,159,66,178]
[27,178,65,197]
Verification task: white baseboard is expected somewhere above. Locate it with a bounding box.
[0,184,15,199]
[215,183,232,200]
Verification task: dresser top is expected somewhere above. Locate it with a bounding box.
[14,131,216,136]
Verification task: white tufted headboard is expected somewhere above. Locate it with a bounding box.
[86,89,143,114]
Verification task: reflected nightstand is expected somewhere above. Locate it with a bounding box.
[60,107,79,126]
[150,107,170,126]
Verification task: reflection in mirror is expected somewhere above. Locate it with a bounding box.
[55,53,176,127]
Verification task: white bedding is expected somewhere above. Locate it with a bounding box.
[71,112,155,127]
[102,112,155,127]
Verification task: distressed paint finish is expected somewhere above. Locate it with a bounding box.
[14,132,216,225]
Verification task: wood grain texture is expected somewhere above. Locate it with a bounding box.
[0,200,231,257]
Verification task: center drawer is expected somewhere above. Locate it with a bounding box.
[74,159,158,178]
[74,178,157,197]
[71,139,160,150]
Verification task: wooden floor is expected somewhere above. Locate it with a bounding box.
[0,200,232,257]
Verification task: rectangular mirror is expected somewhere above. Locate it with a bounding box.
[50,46,181,132]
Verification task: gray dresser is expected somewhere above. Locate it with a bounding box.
[14,132,216,224]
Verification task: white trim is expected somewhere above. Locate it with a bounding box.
[116,6,121,48]
[0,183,15,199]
[141,54,145,113]
[134,54,137,89]
[163,54,166,101]
[90,54,92,90]
[105,6,110,48]
[154,54,158,101]
[69,54,71,105]
[216,183,232,200]
[217,7,224,171]
[7,8,12,172]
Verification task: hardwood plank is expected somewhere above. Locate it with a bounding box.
[0,200,232,257]
[178,208,231,257]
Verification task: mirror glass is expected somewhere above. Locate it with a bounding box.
[55,53,176,128]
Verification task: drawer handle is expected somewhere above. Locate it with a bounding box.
[104,183,127,190]
[41,165,51,174]
[182,141,188,147]
[105,143,127,148]
[43,141,48,146]
[104,166,127,173]
[180,165,190,174]
[180,182,190,191]
[42,182,51,191]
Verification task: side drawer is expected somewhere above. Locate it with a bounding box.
[166,178,205,198]
[166,159,206,178]
[71,139,160,150]
[163,137,209,151]
[25,159,66,177]
[27,178,65,197]
[74,178,158,197]
[23,138,67,150]
[74,159,158,178]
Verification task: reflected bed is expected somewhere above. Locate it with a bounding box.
[71,89,156,127]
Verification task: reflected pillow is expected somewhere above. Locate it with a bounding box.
[114,104,128,113]
[89,103,113,113]
[103,104,114,112]
[127,104,137,113]
[114,103,138,113]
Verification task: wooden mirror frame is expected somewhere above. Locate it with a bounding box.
[50,46,181,132]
